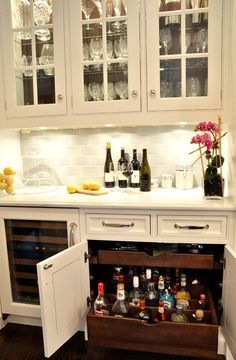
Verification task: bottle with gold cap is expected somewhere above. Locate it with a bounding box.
[104,141,115,188]
[112,283,129,317]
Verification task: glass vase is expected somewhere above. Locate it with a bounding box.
[204,173,224,199]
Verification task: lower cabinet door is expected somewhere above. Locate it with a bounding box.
[37,242,90,358]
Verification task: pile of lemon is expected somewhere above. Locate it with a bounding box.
[67,181,101,194]
[0,167,16,194]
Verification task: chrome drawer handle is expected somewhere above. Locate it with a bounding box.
[69,222,78,247]
[174,224,209,230]
[43,264,52,270]
[102,221,134,228]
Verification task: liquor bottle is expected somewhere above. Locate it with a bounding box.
[192,309,204,322]
[129,276,143,307]
[94,282,110,316]
[141,268,152,293]
[158,275,165,297]
[145,282,158,307]
[159,287,175,309]
[165,268,172,289]
[130,149,140,188]
[176,273,191,309]
[117,147,128,188]
[112,266,125,292]
[104,142,115,188]
[140,149,151,192]
[136,298,153,323]
[154,301,165,323]
[173,268,180,291]
[198,293,207,309]
[112,283,129,317]
[171,304,189,323]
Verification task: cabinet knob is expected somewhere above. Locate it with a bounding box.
[150,89,156,96]
[131,90,138,97]
[57,94,63,101]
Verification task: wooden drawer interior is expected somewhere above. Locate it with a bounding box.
[87,287,218,358]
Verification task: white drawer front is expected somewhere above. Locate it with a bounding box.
[158,215,227,238]
[86,214,151,236]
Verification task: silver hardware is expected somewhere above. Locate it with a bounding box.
[174,224,209,230]
[84,252,90,263]
[102,221,134,228]
[57,94,63,100]
[69,222,78,247]
[219,257,226,269]
[150,89,156,96]
[131,90,138,97]
[43,264,52,270]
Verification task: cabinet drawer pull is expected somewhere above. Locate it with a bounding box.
[69,222,78,247]
[43,264,52,270]
[174,224,209,230]
[102,221,134,228]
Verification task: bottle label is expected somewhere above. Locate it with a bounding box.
[105,171,115,182]
[118,170,127,181]
[130,297,140,307]
[176,299,189,308]
[140,175,151,191]
[158,281,165,290]
[131,170,140,184]
[117,289,125,301]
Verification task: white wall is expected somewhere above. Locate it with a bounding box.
[0,130,22,175]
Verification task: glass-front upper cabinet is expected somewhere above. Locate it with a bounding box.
[70,0,140,114]
[1,0,66,117]
[146,0,222,111]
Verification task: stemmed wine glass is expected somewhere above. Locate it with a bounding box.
[115,81,128,99]
[88,82,104,101]
[198,28,208,53]
[82,0,95,30]
[39,43,54,76]
[112,0,122,29]
[33,0,52,41]
[93,0,102,17]
[159,28,172,55]
[106,0,113,34]
[121,163,133,178]
[121,0,127,15]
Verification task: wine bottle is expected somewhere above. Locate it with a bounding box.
[130,149,140,188]
[128,276,143,307]
[112,283,129,317]
[104,142,115,188]
[94,282,110,316]
[117,148,128,188]
[140,149,151,192]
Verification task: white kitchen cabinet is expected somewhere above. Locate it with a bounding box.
[0,0,66,118]
[146,0,222,111]
[69,0,140,114]
[0,207,79,318]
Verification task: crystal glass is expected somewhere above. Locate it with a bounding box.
[84,83,92,101]
[82,0,95,30]
[33,0,52,41]
[88,82,104,101]
[13,0,31,39]
[122,0,127,15]
[89,37,103,60]
[112,0,122,16]
[186,76,201,97]
[83,42,90,60]
[39,43,54,76]
[22,55,33,77]
[115,80,128,99]
[160,80,174,98]
[108,82,117,100]
[114,36,128,59]
[93,0,102,16]
[198,28,208,53]
[159,28,172,55]
[107,40,114,59]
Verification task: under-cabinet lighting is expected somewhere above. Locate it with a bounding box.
[105,124,113,127]
[179,122,187,126]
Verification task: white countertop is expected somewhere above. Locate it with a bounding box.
[0,187,234,211]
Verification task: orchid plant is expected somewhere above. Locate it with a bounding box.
[190,116,226,181]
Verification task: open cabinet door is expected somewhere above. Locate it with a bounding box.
[222,245,236,358]
[37,242,90,358]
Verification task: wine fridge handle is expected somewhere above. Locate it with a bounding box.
[69,222,78,247]
[102,221,134,228]
[174,224,209,230]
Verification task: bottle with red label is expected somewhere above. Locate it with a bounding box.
[154,301,165,323]
[94,282,110,316]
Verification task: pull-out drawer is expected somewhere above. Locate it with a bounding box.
[85,213,151,237]
[158,214,227,241]
[87,287,218,359]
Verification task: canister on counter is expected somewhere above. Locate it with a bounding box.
[175,164,193,189]
[161,174,173,188]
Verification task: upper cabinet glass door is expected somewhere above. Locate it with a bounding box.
[1,0,66,117]
[146,0,222,111]
[70,0,140,114]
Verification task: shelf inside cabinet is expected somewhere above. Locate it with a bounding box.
[95,250,215,269]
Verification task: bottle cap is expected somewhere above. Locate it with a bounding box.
[139,298,146,310]
[200,294,206,300]
[133,276,139,288]
[117,283,124,290]
[98,282,104,295]
[159,301,164,307]
[106,142,111,149]
[146,268,152,279]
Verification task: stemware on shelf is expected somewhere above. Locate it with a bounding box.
[89,37,103,61]
[160,80,174,98]
[14,0,31,39]
[84,83,92,101]
[115,80,128,99]
[39,43,54,76]
[82,0,96,30]
[114,36,127,59]
[106,0,113,34]
[83,42,90,60]
[33,0,52,41]
[21,55,33,77]
[198,28,208,53]
[88,82,104,101]
[159,28,172,55]
[108,82,117,100]
[186,76,201,97]
[107,40,114,59]
[121,0,127,15]
[112,0,122,29]
[93,0,102,17]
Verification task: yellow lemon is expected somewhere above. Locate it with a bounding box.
[82,181,90,190]
[0,182,6,190]
[5,175,15,185]
[3,167,16,176]
[89,182,101,190]
[0,173,6,182]
[5,185,14,194]
[66,184,77,194]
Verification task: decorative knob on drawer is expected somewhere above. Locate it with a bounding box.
[131,90,138,97]
[57,94,63,101]
[150,89,156,96]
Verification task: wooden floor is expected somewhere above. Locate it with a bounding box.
[0,324,226,360]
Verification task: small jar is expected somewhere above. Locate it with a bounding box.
[175,165,193,189]
[161,174,173,188]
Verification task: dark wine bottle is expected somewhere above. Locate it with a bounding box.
[140,149,151,192]
[130,149,140,188]
[104,142,115,188]
[117,148,128,188]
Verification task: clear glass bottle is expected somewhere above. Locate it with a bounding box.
[130,149,140,188]
[104,141,115,188]
[158,274,165,297]
[145,282,158,307]
[112,266,125,293]
[176,273,191,309]
[129,275,143,307]
[140,149,151,192]
[117,148,128,188]
[94,282,110,316]
[112,283,129,317]
[171,304,189,323]
[141,268,152,293]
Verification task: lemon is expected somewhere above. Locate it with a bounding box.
[0,182,6,190]
[3,167,16,176]
[5,185,14,194]
[66,184,77,194]
[0,173,6,182]
[82,181,90,190]
[5,175,15,185]
[89,182,101,190]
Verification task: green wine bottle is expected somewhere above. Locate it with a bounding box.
[140,149,151,192]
